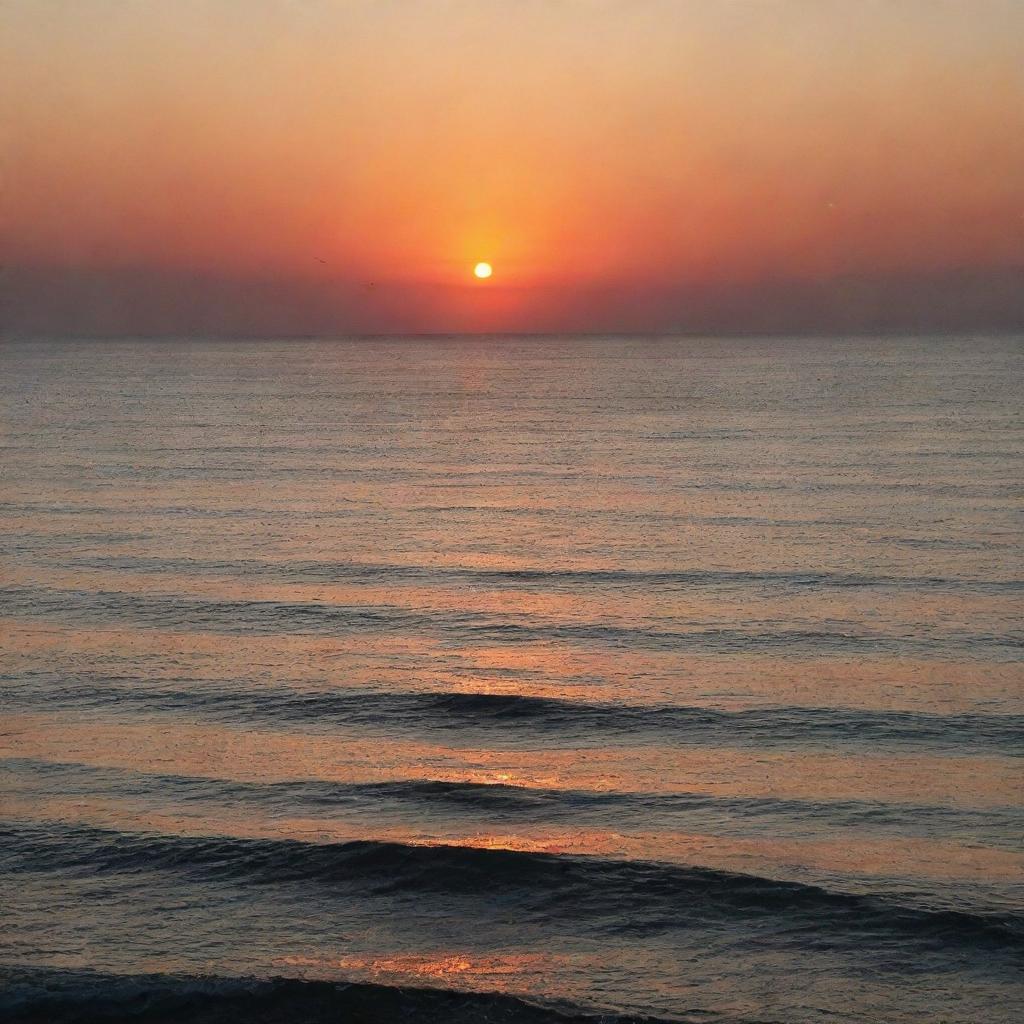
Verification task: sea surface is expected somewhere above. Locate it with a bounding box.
[1,335,1021,1023]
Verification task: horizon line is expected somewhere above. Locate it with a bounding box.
[4,327,1022,343]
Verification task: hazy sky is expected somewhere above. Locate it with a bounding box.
[3,0,1023,334]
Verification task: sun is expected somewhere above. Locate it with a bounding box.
[473,262,493,279]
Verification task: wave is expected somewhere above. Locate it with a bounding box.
[0,967,677,1024]
[3,824,1020,954]
[35,553,1024,592]
[8,758,1021,848]
[5,677,1021,755]
[2,585,1020,657]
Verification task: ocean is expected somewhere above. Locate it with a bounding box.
[1,335,1021,1023]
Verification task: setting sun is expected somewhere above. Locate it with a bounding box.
[473,262,493,279]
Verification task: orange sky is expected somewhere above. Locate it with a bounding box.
[2,0,1023,334]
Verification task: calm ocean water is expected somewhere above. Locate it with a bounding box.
[1,336,1022,1023]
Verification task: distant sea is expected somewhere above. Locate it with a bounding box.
[1,335,1021,1023]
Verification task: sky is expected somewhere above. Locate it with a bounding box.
[2,0,1023,335]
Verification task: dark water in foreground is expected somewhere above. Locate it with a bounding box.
[1,336,1021,1022]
